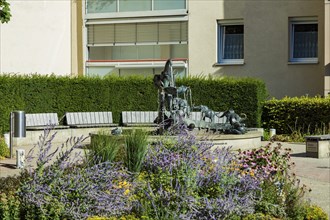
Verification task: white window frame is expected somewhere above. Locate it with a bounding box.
[289,18,318,63]
[217,20,244,65]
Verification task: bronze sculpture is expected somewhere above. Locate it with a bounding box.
[153,59,247,134]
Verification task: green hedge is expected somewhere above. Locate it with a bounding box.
[177,77,268,127]
[262,96,330,134]
[0,74,267,133]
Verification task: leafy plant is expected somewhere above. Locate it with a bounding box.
[87,130,123,164]
[262,96,330,135]
[237,143,313,219]
[124,129,149,173]
[17,128,135,219]
[0,191,20,220]
[136,127,260,219]
[304,204,329,220]
[0,0,11,23]
[0,137,9,159]
[0,74,267,132]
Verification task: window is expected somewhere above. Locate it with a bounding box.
[218,23,244,64]
[86,21,188,77]
[86,0,186,14]
[87,21,188,60]
[289,19,318,63]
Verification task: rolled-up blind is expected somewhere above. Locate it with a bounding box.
[87,21,188,45]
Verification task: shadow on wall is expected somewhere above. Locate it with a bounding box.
[325,63,330,76]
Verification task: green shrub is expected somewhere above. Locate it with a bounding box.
[0,192,20,220]
[87,131,123,163]
[178,76,268,127]
[124,129,149,173]
[0,137,9,159]
[0,174,28,194]
[238,143,313,219]
[304,204,329,220]
[262,96,330,134]
[242,212,276,220]
[0,74,267,132]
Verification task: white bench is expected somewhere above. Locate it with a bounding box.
[65,112,117,128]
[122,111,158,127]
[190,112,226,123]
[26,113,69,130]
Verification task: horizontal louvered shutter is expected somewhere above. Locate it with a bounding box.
[137,23,158,43]
[87,21,187,45]
[115,23,136,43]
[88,24,115,44]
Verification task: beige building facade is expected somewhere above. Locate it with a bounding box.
[1,0,329,98]
[189,0,325,98]
[0,0,72,75]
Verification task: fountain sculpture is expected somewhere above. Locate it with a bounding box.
[153,59,247,135]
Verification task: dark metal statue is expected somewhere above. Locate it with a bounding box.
[219,109,247,134]
[153,59,247,134]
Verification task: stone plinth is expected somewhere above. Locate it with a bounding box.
[305,135,330,159]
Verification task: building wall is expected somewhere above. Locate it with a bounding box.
[325,2,330,97]
[188,0,325,98]
[71,0,84,76]
[0,0,71,75]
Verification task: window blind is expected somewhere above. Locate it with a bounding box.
[87,21,188,45]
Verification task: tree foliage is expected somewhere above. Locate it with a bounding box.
[0,0,11,23]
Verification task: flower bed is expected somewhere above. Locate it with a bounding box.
[0,128,328,220]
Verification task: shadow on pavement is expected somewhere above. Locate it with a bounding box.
[290,152,307,157]
[0,163,16,169]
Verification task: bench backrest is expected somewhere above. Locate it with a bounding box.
[26,113,60,127]
[122,111,158,125]
[65,112,114,126]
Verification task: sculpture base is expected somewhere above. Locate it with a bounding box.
[195,130,263,151]
[89,128,263,152]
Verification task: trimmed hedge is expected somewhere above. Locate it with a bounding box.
[177,77,268,127]
[262,96,330,134]
[0,74,267,133]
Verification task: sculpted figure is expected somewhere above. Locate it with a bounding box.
[173,97,190,118]
[193,105,217,122]
[153,59,174,89]
[219,109,247,134]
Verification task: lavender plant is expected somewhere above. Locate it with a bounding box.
[137,127,260,219]
[18,127,135,219]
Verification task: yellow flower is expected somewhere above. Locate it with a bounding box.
[124,189,130,195]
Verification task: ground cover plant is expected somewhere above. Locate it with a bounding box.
[0,127,328,219]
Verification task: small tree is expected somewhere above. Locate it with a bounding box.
[0,0,11,23]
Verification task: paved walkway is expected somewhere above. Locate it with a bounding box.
[0,141,329,217]
[275,142,330,218]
